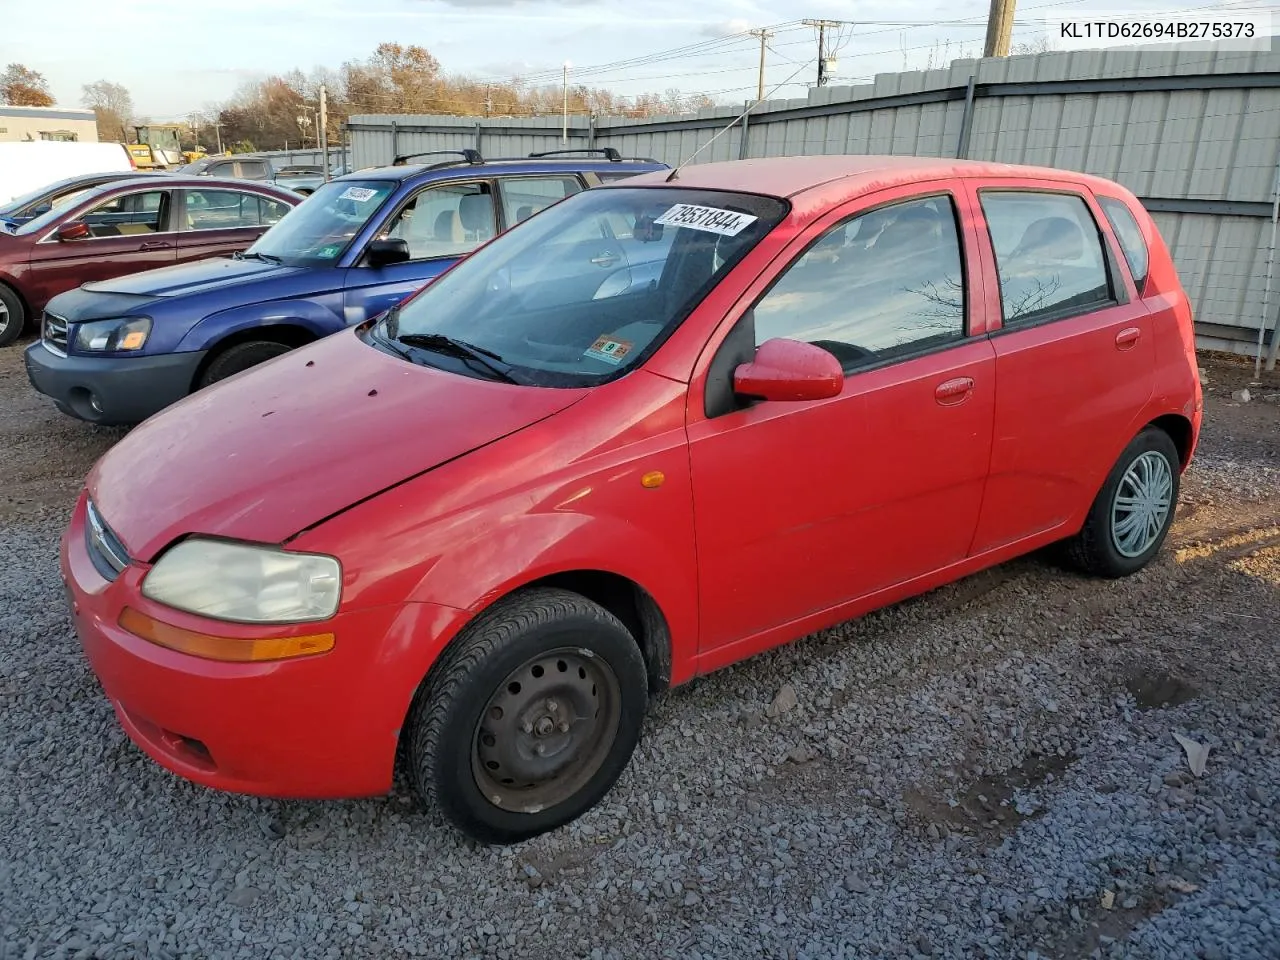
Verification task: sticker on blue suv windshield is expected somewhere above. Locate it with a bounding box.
[654,203,758,237]
[339,187,378,203]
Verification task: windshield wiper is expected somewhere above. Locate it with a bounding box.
[396,333,524,385]
[233,250,281,264]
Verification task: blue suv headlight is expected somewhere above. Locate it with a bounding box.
[74,317,152,352]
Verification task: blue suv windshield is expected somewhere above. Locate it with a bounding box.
[372,186,788,388]
[247,179,396,266]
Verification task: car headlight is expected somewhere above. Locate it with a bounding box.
[142,539,342,623]
[74,317,152,352]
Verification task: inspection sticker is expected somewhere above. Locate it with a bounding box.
[584,335,634,365]
[654,203,757,237]
[339,186,378,202]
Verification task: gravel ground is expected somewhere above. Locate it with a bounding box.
[1,341,1278,960]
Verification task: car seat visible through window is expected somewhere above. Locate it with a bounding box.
[459,193,495,243]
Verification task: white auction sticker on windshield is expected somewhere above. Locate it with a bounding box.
[339,187,378,202]
[654,203,757,237]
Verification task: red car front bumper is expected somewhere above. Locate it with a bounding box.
[62,493,465,799]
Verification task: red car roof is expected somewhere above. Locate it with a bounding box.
[619,155,1111,199]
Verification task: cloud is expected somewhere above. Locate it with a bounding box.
[699,18,753,38]
[425,0,592,6]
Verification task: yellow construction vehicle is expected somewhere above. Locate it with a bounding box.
[126,125,189,169]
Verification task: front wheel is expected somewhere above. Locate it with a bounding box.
[0,284,26,348]
[197,340,293,388]
[404,588,648,844]
[1067,427,1181,578]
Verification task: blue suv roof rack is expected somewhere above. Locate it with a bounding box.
[391,148,484,167]
[529,147,623,162]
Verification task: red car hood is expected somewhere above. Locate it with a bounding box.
[88,330,587,562]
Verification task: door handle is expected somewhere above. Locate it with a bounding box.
[1115,327,1142,351]
[934,376,975,406]
[139,240,172,251]
[590,251,620,267]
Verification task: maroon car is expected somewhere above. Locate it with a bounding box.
[0,176,302,347]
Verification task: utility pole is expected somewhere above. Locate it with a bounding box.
[983,0,1016,57]
[803,19,853,86]
[562,61,571,143]
[319,84,330,181]
[749,28,774,102]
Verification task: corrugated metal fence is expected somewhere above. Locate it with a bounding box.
[335,45,1280,353]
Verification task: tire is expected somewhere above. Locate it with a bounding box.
[197,340,293,388]
[1066,427,1181,578]
[404,587,649,845]
[0,283,26,348]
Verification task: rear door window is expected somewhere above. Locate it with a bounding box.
[979,191,1114,326]
[499,176,583,226]
[183,189,268,230]
[1097,195,1150,291]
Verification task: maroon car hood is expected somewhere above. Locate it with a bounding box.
[88,330,586,562]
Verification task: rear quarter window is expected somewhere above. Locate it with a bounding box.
[1097,195,1150,292]
[979,191,1114,326]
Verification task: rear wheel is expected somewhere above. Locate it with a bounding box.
[197,340,293,388]
[0,284,26,348]
[404,588,648,844]
[1067,427,1180,578]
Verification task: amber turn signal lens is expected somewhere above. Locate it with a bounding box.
[641,470,665,489]
[119,608,335,663]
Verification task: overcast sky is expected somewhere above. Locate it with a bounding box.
[0,0,1225,118]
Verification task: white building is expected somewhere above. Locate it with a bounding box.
[0,105,99,143]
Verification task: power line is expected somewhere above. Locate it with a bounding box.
[149,0,1280,120]
[802,19,856,86]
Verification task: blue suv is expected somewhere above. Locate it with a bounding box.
[24,149,667,424]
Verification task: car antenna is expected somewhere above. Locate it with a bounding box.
[665,60,814,183]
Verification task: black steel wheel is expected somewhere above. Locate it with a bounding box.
[404,588,648,844]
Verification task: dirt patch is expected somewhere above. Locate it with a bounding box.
[904,752,1076,844]
[1124,670,1198,710]
[0,335,127,521]
[1040,871,1207,960]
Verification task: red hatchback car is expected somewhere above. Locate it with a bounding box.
[62,156,1201,843]
[0,176,300,346]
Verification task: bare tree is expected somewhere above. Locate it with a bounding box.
[1011,36,1052,56]
[81,80,134,141]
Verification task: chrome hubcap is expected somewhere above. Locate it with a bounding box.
[0,300,9,333]
[1111,450,1174,558]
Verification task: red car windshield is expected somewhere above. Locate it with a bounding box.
[371,186,788,387]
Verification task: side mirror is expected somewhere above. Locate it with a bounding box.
[733,338,843,403]
[366,237,411,268]
[56,222,91,242]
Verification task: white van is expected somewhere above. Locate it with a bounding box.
[0,141,135,204]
